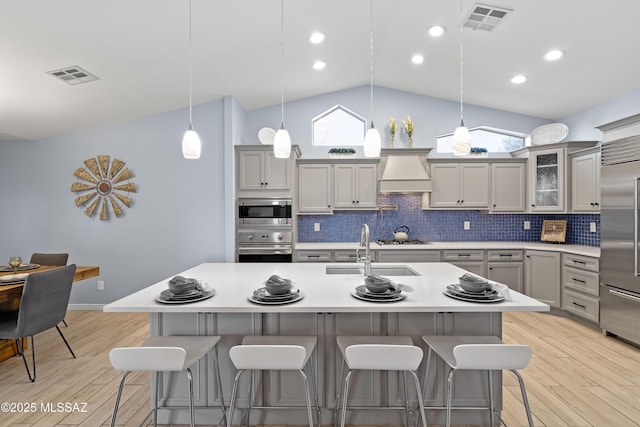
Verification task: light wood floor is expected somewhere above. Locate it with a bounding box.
[0,310,638,426]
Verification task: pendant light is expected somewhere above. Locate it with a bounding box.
[363,0,381,158]
[273,0,291,159]
[452,0,471,156]
[182,0,201,159]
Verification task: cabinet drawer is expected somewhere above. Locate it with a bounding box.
[377,250,440,263]
[563,266,599,296]
[563,253,599,272]
[443,250,484,262]
[563,289,599,323]
[334,250,375,263]
[295,250,332,262]
[487,250,523,262]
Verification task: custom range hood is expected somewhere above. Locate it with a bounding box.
[378,148,432,193]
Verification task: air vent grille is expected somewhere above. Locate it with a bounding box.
[464,3,512,32]
[47,66,99,85]
[601,135,640,166]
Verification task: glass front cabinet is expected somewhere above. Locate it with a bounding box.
[525,147,565,212]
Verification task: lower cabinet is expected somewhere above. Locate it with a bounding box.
[443,250,485,277]
[295,250,332,262]
[524,250,561,308]
[487,250,524,293]
[562,253,600,323]
[377,250,441,263]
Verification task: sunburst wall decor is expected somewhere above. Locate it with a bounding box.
[71,155,137,220]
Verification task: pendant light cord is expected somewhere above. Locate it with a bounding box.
[369,0,374,117]
[188,0,193,125]
[280,0,285,125]
[459,0,464,124]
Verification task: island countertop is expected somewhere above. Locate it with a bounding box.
[103,262,549,313]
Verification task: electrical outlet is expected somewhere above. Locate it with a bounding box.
[464,221,471,230]
[314,222,321,232]
[97,280,104,291]
[590,222,597,232]
[524,221,531,230]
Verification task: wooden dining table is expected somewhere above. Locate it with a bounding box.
[0,264,100,362]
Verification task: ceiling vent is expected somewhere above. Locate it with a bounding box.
[464,3,512,32]
[47,66,99,85]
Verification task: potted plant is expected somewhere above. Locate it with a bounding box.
[328,148,356,158]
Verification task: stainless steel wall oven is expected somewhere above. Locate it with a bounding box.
[237,199,293,263]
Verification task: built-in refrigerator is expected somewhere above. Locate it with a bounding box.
[600,133,640,347]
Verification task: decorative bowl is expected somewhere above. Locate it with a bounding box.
[168,276,198,295]
[265,275,293,295]
[458,274,490,293]
[365,275,392,293]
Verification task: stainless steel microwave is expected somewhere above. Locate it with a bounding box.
[238,199,292,226]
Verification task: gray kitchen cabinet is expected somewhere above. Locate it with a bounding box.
[333,163,378,209]
[562,253,600,323]
[236,145,300,198]
[443,249,486,277]
[295,249,332,262]
[491,163,526,212]
[430,163,489,209]
[527,147,565,212]
[376,250,441,263]
[298,163,333,213]
[524,250,561,307]
[571,150,601,212]
[487,250,524,293]
[334,249,376,263]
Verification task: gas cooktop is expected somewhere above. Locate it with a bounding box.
[377,239,431,245]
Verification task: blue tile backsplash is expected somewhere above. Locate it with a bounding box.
[297,194,600,247]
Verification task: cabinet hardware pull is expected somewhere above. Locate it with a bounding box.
[573,260,586,265]
[499,254,513,257]
[309,255,320,258]
[458,254,471,257]
[572,278,586,283]
[609,288,640,303]
[572,302,586,309]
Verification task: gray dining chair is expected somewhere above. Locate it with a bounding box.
[0,264,77,382]
[29,252,70,327]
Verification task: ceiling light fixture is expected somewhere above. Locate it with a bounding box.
[309,32,325,44]
[428,25,446,37]
[510,74,528,84]
[273,0,291,159]
[411,54,424,64]
[544,49,565,61]
[313,60,326,70]
[363,0,381,158]
[452,0,471,156]
[181,0,201,159]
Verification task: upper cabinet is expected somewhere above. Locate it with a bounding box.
[491,162,526,212]
[571,148,601,212]
[430,162,489,208]
[236,145,301,198]
[297,159,378,214]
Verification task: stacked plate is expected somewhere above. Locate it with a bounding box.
[0,263,39,272]
[443,284,504,303]
[155,285,215,304]
[249,285,304,305]
[351,285,406,303]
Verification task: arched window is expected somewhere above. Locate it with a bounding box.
[437,126,526,153]
[312,105,366,147]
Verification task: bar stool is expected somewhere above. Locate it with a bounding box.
[227,335,320,427]
[336,336,427,427]
[421,335,534,427]
[109,335,226,427]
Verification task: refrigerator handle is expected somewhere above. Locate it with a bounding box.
[633,177,640,277]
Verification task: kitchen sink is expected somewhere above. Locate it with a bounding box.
[325,264,421,276]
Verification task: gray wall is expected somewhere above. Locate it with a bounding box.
[1,84,639,305]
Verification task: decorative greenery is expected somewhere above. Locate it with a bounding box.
[402,115,415,147]
[470,147,488,153]
[387,117,398,148]
[328,148,356,154]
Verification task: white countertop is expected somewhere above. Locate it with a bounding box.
[295,241,600,257]
[103,262,549,314]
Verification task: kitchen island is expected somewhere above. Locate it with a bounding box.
[104,262,548,426]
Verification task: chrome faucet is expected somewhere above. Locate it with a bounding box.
[357,224,371,276]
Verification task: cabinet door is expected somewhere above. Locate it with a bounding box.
[529,148,565,212]
[298,164,333,213]
[354,164,378,208]
[238,151,265,190]
[333,164,357,208]
[572,152,600,212]
[524,250,561,307]
[459,163,489,208]
[430,164,460,207]
[491,163,525,212]
[488,262,524,293]
[264,151,291,189]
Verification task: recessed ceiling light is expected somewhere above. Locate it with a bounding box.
[428,25,446,37]
[510,74,528,84]
[309,32,325,44]
[313,60,326,70]
[411,54,424,64]
[544,49,565,61]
